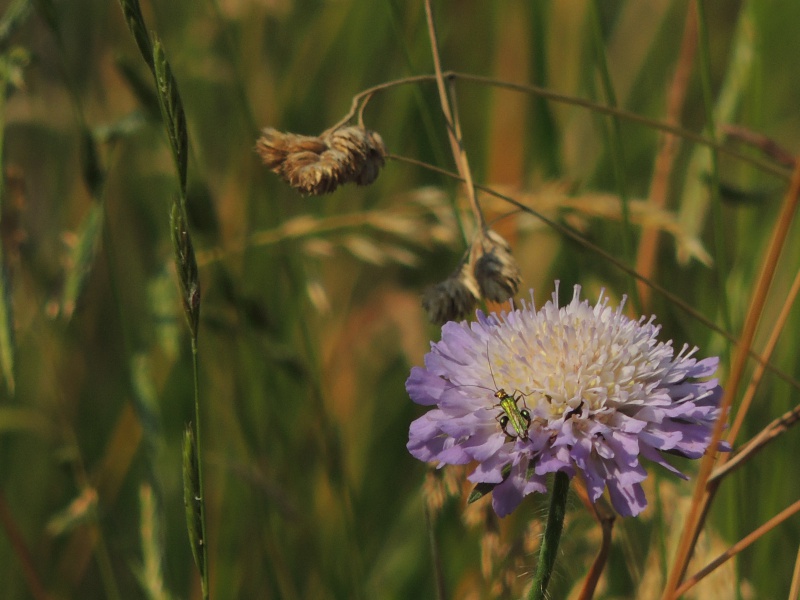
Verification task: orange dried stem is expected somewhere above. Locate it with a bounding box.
[663,159,800,597]
[673,499,800,597]
[423,0,485,231]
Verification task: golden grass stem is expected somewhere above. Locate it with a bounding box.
[790,544,800,600]
[662,159,800,598]
[709,403,800,485]
[672,499,800,597]
[573,480,615,600]
[636,7,697,308]
[727,266,800,444]
[423,0,485,231]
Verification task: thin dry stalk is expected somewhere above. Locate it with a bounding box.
[790,544,800,600]
[728,266,800,443]
[342,72,791,181]
[636,7,697,307]
[423,0,485,231]
[672,499,800,597]
[722,124,796,169]
[572,481,615,600]
[709,402,800,484]
[662,160,800,598]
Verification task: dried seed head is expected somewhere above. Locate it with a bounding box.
[422,262,480,325]
[255,125,386,195]
[365,131,387,183]
[472,229,521,303]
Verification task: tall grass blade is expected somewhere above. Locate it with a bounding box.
[182,424,207,598]
[117,0,154,72]
[0,62,16,393]
[170,201,200,338]
[153,38,188,199]
[677,4,754,266]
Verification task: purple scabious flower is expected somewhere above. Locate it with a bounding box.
[407,284,724,517]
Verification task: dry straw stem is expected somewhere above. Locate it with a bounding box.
[636,6,697,308]
[500,184,711,266]
[571,480,616,600]
[663,160,800,599]
[137,485,171,600]
[423,0,485,232]
[194,197,457,267]
[673,499,800,597]
[729,267,800,441]
[709,402,800,484]
[791,546,800,600]
[722,124,796,169]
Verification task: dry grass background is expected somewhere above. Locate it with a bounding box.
[0,0,799,598]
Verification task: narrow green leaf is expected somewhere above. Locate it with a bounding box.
[0,265,15,394]
[182,425,206,587]
[0,54,16,394]
[170,201,201,338]
[61,202,104,319]
[153,38,188,198]
[116,0,154,72]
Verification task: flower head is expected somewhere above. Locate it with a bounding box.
[422,261,480,325]
[255,125,386,195]
[472,228,521,303]
[407,284,724,517]
[421,228,521,325]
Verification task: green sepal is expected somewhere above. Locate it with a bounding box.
[467,463,512,504]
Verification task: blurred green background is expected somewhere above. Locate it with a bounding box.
[0,0,799,598]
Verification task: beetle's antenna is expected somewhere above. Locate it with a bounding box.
[486,342,501,391]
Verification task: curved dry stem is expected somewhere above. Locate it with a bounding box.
[672,499,800,598]
[423,0,485,231]
[636,6,697,308]
[332,72,790,180]
[573,479,615,600]
[726,266,800,444]
[663,160,800,598]
[709,402,800,484]
[791,544,800,600]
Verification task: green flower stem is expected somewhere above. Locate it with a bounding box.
[528,471,570,600]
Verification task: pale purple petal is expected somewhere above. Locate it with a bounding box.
[407,283,725,517]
